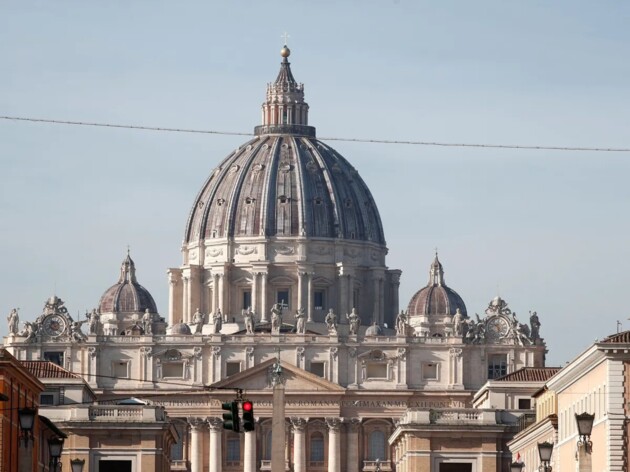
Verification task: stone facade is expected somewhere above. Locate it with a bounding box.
[3,46,548,472]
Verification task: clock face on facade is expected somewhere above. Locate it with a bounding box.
[486,316,509,340]
[42,314,67,337]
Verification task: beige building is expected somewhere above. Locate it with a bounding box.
[508,330,630,472]
[4,46,549,472]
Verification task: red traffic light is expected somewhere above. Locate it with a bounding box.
[242,401,253,412]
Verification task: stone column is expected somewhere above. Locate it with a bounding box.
[182,275,190,323]
[261,273,268,322]
[291,418,308,472]
[252,272,258,315]
[326,418,342,472]
[347,274,354,315]
[338,269,347,317]
[208,417,223,472]
[218,274,225,318]
[189,418,204,472]
[168,269,181,326]
[244,429,257,472]
[307,272,313,322]
[373,276,380,324]
[346,418,361,472]
[212,274,219,314]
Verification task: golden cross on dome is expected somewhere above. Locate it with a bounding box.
[281,32,290,46]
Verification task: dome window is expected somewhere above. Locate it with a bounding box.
[314,197,322,205]
[216,198,225,207]
[345,198,353,208]
[278,195,289,204]
[245,197,254,205]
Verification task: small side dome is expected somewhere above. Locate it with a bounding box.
[365,322,384,337]
[407,254,467,317]
[98,253,158,314]
[170,321,192,335]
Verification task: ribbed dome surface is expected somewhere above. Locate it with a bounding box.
[184,135,385,244]
[407,255,467,317]
[98,254,158,314]
[184,49,385,245]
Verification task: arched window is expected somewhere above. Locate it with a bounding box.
[368,430,386,461]
[309,432,325,463]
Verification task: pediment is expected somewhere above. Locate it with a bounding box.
[211,358,345,392]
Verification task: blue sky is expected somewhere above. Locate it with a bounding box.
[2,1,630,366]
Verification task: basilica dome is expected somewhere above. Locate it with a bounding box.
[184,48,385,244]
[98,254,158,314]
[407,255,467,317]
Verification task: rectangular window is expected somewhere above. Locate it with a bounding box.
[422,362,438,380]
[366,363,387,379]
[226,437,241,463]
[43,352,64,366]
[277,290,289,309]
[242,291,252,310]
[40,394,55,405]
[113,361,129,379]
[518,398,532,409]
[226,362,241,377]
[309,362,325,378]
[314,290,325,310]
[487,354,507,379]
[163,362,184,378]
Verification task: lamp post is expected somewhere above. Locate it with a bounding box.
[537,441,554,472]
[18,407,36,447]
[510,461,524,472]
[575,412,594,454]
[70,458,85,472]
[48,437,64,471]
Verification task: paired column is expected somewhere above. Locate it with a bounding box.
[291,418,308,472]
[208,417,223,472]
[189,418,204,472]
[326,418,342,472]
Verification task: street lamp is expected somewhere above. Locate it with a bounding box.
[18,407,36,447]
[48,437,64,471]
[537,441,554,472]
[70,458,85,472]
[575,412,594,454]
[510,461,524,472]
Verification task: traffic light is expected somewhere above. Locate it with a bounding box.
[242,400,255,432]
[222,401,240,432]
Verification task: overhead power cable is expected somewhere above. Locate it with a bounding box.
[1,115,629,153]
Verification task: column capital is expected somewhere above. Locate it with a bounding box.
[188,417,205,430]
[207,417,223,431]
[325,417,343,431]
[346,417,362,432]
[290,417,309,431]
